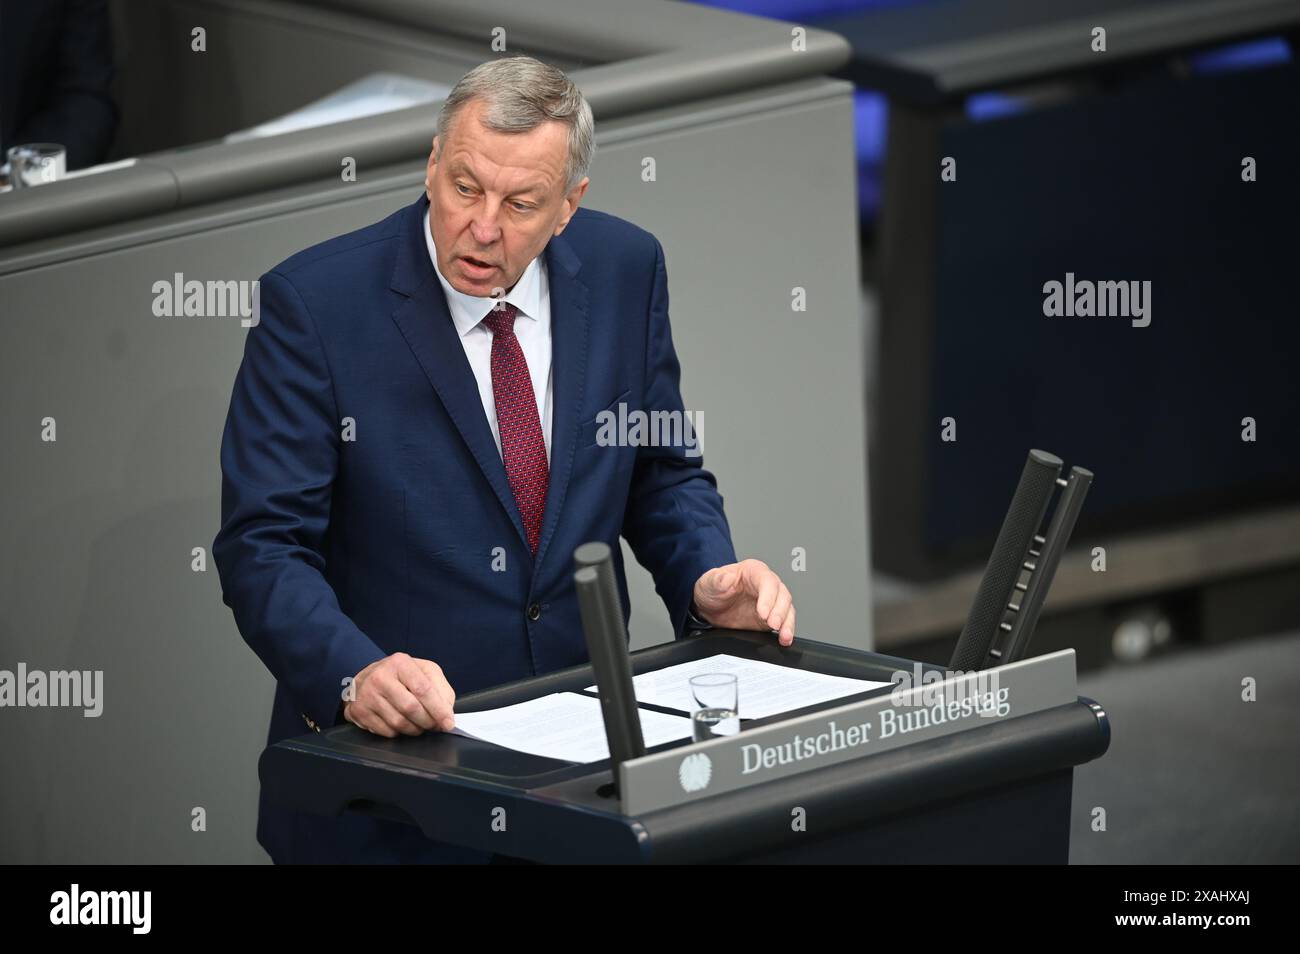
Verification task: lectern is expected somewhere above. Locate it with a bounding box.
[260,629,1108,863]
[259,451,1109,863]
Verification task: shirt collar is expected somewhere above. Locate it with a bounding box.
[424,206,544,338]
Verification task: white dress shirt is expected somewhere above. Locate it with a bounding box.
[424,207,553,464]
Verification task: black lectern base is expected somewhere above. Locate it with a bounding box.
[259,631,1108,863]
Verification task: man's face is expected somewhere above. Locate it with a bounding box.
[426,97,589,297]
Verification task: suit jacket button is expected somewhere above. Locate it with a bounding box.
[527,602,542,622]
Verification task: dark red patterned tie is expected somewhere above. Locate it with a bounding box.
[482,302,549,555]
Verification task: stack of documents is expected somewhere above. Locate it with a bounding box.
[451,654,892,764]
[450,692,692,763]
[585,654,892,721]
[224,73,452,142]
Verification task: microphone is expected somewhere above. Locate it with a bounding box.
[948,450,1062,672]
[1001,466,1093,665]
[948,451,1094,671]
[573,542,646,786]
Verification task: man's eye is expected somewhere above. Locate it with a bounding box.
[511,202,532,212]
[455,183,473,196]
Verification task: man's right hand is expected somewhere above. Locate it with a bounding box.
[342,652,456,738]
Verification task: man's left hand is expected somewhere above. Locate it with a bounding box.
[693,559,796,646]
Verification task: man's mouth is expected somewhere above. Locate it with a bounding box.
[461,255,495,269]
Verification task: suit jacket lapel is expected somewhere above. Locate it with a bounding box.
[533,227,590,575]
[389,195,529,553]
[388,193,591,573]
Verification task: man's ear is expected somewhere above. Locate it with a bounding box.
[425,137,439,196]
[554,177,590,234]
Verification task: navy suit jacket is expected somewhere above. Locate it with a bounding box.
[213,192,737,863]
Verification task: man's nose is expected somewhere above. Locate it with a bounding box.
[470,224,501,249]
[471,205,505,244]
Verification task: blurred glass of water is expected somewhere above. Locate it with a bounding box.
[689,672,739,742]
[7,143,67,188]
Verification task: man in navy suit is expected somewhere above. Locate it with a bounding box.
[213,56,797,864]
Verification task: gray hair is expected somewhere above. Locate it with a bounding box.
[436,56,594,194]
